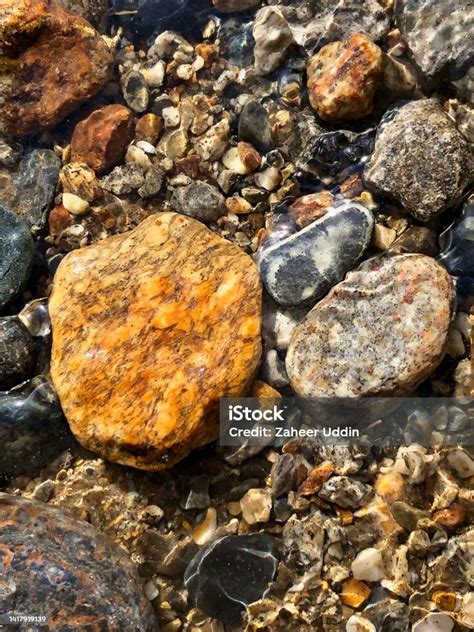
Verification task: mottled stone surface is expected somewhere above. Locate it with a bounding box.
[307,34,383,123]
[394,0,473,82]
[0,317,37,390]
[0,205,34,309]
[438,197,474,280]
[0,494,155,630]
[281,0,390,55]
[238,101,274,154]
[170,180,226,223]
[0,0,113,137]
[252,6,294,76]
[0,149,61,231]
[286,254,454,397]
[71,105,136,174]
[257,202,374,306]
[49,212,262,470]
[56,0,108,29]
[184,533,279,624]
[213,0,260,11]
[365,100,472,221]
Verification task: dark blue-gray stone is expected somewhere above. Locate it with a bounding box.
[184,533,279,624]
[238,100,274,154]
[438,197,474,280]
[257,202,374,306]
[0,205,35,309]
[0,377,75,481]
[0,317,37,391]
[5,149,61,231]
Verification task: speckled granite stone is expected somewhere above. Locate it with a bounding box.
[395,0,473,83]
[286,254,455,397]
[0,494,155,631]
[49,212,262,470]
[365,100,472,222]
[257,202,374,306]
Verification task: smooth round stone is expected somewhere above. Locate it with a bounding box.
[0,205,34,309]
[0,377,74,479]
[0,317,37,390]
[0,494,155,630]
[286,254,455,397]
[257,202,374,306]
[238,100,274,154]
[184,533,279,624]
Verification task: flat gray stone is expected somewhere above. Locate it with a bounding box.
[257,202,374,306]
[0,205,34,309]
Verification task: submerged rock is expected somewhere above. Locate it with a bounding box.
[257,202,374,307]
[0,205,34,309]
[71,105,136,174]
[307,33,383,123]
[0,318,37,390]
[49,213,262,470]
[0,0,113,137]
[438,197,474,280]
[170,180,226,223]
[395,0,473,84]
[0,494,155,630]
[238,101,274,154]
[134,0,211,38]
[365,100,472,222]
[252,6,294,76]
[56,0,108,29]
[0,378,73,479]
[184,533,279,624]
[286,254,454,397]
[1,149,61,231]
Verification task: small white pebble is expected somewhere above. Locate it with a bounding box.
[144,581,159,601]
[412,613,454,632]
[346,615,376,632]
[162,106,181,128]
[351,547,385,582]
[136,140,156,155]
[240,488,272,525]
[126,145,152,171]
[62,192,89,215]
[141,61,165,88]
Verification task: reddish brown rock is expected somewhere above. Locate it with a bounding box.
[0,0,113,137]
[289,191,335,228]
[49,212,262,471]
[307,33,383,123]
[135,113,163,144]
[49,204,73,237]
[71,105,136,174]
[0,494,155,631]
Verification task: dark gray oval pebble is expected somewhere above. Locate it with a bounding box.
[170,180,226,223]
[238,100,274,153]
[184,533,279,624]
[0,205,35,310]
[257,202,374,306]
[0,317,37,390]
[0,494,156,631]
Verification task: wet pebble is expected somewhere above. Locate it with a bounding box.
[0,317,37,390]
[0,205,34,310]
[257,202,374,306]
[184,533,279,624]
[438,197,474,280]
[0,494,155,630]
[318,476,372,510]
[1,149,61,231]
[238,100,274,154]
[121,71,150,114]
[171,181,226,223]
[252,6,294,76]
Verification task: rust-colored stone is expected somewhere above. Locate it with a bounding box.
[0,0,113,137]
[432,591,457,611]
[340,579,371,608]
[135,113,163,144]
[289,191,335,228]
[71,105,136,174]
[375,471,405,504]
[49,212,262,471]
[237,142,262,172]
[49,204,73,237]
[298,462,335,496]
[307,33,383,123]
[432,504,467,529]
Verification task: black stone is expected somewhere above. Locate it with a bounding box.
[2,150,61,231]
[0,377,75,480]
[310,128,376,179]
[0,317,37,390]
[134,0,212,38]
[438,198,474,280]
[238,101,274,154]
[184,533,279,624]
[0,205,35,310]
[257,202,374,306]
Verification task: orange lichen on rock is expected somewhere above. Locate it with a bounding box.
[49,212,262,470]
[307,33,383,123]
[0,0,113,137]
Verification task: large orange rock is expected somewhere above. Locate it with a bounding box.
[71,105,136,174]
[0,0,113,137]
[307,33,382,123]
[49,212,262,470]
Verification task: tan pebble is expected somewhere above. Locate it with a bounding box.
[62,193,89,215]
[254,166,281,191]
[251,380,281,398]
[373,224,397,250]
[336,507,354,526]
[340,578,372,608]
[135,113,163,144]
[227,501,242,516]
[222,146,249,175]
[237,142,261,172]
[193,508,217,545]
[225,196,253,215]
[240,488,272,524]
[375,471,405,504]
